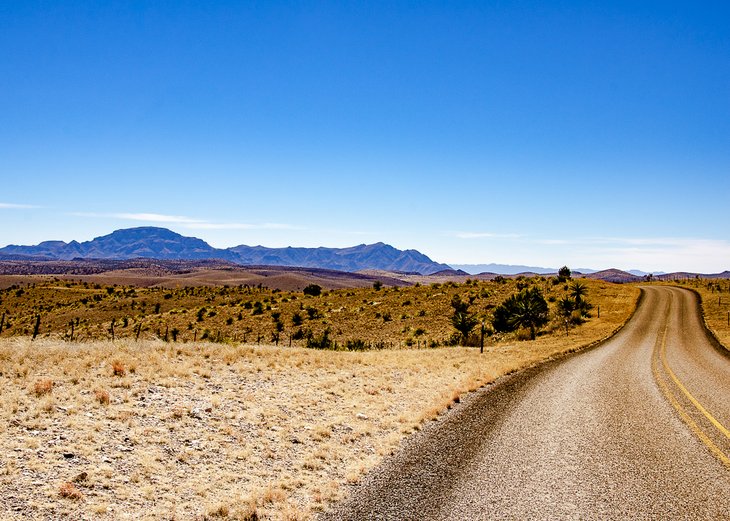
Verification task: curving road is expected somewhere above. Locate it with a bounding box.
[322,286,730,519]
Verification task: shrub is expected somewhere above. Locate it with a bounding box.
[59,482,83,500]
[111,360,126,377]
[558,265,572,282]
[33,379,53,397]
[450,294,478,345]
[345,339,368,351]
[94,388,110,405]
[492,286,549,340]
[306,328,332,349]
[303,284,322,297]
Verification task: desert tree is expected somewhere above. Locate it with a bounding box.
[569,281,587,305]
[492,287,549,340]
[556,296,576,335]
[32,314,41,341]
[451,311,479,346]
[568,281,593,318]
[303,284,322,297]
[450,294,478,345]
[558,266,572,282]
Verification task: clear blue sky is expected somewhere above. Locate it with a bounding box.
[2,1,729,272]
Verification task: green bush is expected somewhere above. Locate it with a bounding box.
[303,284,322,296]
[492,286,549,340]
[306,328,332,349]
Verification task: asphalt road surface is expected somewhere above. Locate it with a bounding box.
[322,286,730,520]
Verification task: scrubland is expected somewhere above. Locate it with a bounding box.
[0,278,639,520]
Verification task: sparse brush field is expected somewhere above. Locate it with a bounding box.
[2,276,630,347]
[667,278,730,351]
[0,278,639,520]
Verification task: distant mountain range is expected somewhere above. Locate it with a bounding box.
[0,227,451,275]
[451,263,584,275]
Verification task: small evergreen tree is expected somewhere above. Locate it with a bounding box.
[558,266,572,282]
[450,294,478,345]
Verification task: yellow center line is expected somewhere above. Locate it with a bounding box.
[659,331,730,441]
[652,324,730,468]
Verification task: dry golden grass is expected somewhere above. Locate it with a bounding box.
[0,280,639,520]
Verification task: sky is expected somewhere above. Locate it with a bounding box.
[1,1,729,273]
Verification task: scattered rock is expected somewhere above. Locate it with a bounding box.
[73,471,88,483]
[356,413,369,420]
[62,453,75,459]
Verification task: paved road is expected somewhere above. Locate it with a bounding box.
[322,286,730,519]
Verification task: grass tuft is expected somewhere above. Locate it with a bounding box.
[94,387,110,405]
[111,360,126,377]
[59,481,83,500]
[33,379,53,397]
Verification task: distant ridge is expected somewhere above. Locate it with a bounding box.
[452,263,598,275]
[0,227,451,275]
[583,269,641,284]
[430,268,470,277]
